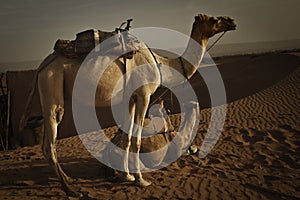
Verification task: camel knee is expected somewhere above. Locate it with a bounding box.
[45,105,64,125]
[131,138,141,152]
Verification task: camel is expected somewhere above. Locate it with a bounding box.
[20,14,236,196]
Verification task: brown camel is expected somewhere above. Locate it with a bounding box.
[20,14,236,196]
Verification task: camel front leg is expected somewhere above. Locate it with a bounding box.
[123,98,136,182]
[132,94,151,186]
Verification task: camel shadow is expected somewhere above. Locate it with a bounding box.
[0,157,112,187]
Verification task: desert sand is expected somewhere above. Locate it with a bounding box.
[0,51,299,199]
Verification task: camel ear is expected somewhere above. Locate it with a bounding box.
[197,14,209,21]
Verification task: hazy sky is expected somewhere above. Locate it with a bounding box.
[0,0,299,62]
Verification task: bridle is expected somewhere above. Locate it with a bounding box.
[207,31,227,51]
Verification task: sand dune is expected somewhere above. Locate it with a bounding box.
[0,51,299,199]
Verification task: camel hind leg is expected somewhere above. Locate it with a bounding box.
[38,69,79,197]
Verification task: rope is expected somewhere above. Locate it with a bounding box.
[207,31,227,52]
[179,57,187,79]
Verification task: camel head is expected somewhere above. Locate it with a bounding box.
[192,14,237,40]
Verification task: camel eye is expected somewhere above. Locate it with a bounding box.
[210,18,218,24]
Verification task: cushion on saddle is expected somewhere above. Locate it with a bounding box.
[74,29,117,54]
[53,29,139,59]
[53,39,78,59]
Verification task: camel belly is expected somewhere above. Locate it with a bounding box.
[71,60,125,107]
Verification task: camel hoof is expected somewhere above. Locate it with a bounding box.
[63,184,82,197]
[125,174,135,182]
[66,189,82,198]
[135,178,151,187]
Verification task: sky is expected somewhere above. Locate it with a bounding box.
[0,0,299,62]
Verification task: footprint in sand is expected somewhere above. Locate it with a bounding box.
[279,125,300,134]
[266,130,285,143]
[14,180,36,186]
[234,128,267,146]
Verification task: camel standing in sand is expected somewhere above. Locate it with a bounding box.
[20,14,236,196]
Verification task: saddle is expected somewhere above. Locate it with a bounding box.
[54,19,137,59]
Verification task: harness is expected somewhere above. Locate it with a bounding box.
[145,46,163,86]
[179,56,188,80]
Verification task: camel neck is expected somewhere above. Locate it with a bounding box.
[143,30,208,87]
[180,36,207,79]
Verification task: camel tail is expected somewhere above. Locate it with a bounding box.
[19,72,38,132]
[19,53,57,132]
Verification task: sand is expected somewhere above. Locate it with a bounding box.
[0,51,299,199]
